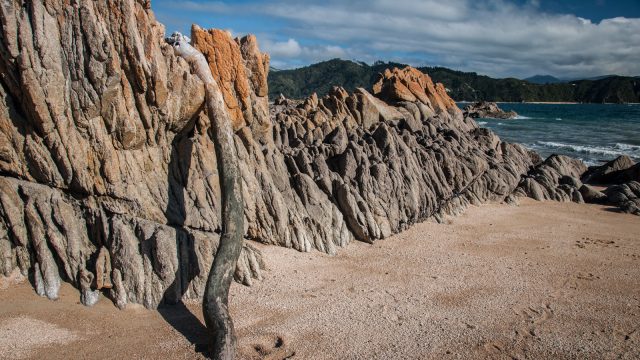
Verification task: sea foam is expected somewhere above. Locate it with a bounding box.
[537,141,640,158]
[614,143,640,152]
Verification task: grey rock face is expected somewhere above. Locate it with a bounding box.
[272,87,537,242]
[512,152,640,216]
[579,185,607,204]
[512,155,587,203]
[604,182,640,215]
[582,155,640,185]
[0,0,262,309]
[580,157,640,215]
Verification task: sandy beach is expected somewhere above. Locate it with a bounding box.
[1,198,638,359]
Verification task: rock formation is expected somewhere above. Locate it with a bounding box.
[582,155,640,185]
[510,154,640,215]
[604,182,640,215]
[0,0,635,311]
[0,0,267,308]
[511,155,587,203]
[463,101,518,119]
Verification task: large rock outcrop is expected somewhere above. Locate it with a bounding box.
[372,67,458,115]
[511,155,587,202]
[1,0,631,310]
[0,0,269,308]
[269,84,537,242]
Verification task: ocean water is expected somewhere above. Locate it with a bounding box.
[464,103,640,166]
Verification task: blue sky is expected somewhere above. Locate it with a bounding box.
[152,0,640,79]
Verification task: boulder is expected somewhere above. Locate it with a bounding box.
[354,88,404,129]
[604,181,640,215]
[372,67,459,115]
[582,155,639,185]
[463,101,518,119]
[579,185,607,204]
[512,155,588,203]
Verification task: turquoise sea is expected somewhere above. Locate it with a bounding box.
[464,103,640,166]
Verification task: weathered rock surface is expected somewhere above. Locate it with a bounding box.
[0,0,266,308]
[512,155,587,202]
[373,67,458,115]
[579,184,607,204]
[604,182,640,215]
[582,155,640,185]
[0,0,634,310]
[512,152,640,216]
[190,26,271,140]
[270,83,538,242]
[463,101,518,119]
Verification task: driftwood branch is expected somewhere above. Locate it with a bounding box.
[166,31,244,360]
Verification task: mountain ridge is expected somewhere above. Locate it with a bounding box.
[268,59,640,103]
[524,75,563,84]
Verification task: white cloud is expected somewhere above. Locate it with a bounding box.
[263,38,302,57]
[261,37,348,69]
[162,0,640,78]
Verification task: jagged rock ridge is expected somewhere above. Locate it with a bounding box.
[0,0,632,310]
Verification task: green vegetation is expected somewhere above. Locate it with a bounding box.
[268,59,402,100]
[268,59,640,103]
[524,75,563,84]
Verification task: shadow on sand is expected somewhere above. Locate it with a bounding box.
[159,132,211,355]
[158,301,210,353]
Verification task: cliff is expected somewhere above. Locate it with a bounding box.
[0,0,269,308]
[0,0,589,309]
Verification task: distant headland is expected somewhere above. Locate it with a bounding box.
[268,59,640,104]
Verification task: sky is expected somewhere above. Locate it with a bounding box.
[152,0,640,79]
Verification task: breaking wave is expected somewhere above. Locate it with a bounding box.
[614,143,640,152]
[537,141,640,158]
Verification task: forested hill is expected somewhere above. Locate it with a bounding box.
[268,60,404,100]
[268,59,640,103]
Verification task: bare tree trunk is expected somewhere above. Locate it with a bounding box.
[201,80,244,359]
[166,31,244,360]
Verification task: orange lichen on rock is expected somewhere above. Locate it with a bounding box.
[373,67,458,114]
[191,26,251,130]
[238,34,270,98]
[190,26,271,133]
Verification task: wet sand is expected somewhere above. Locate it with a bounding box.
[1,199,639,359]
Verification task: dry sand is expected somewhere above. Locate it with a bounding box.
[1,199,639,359]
